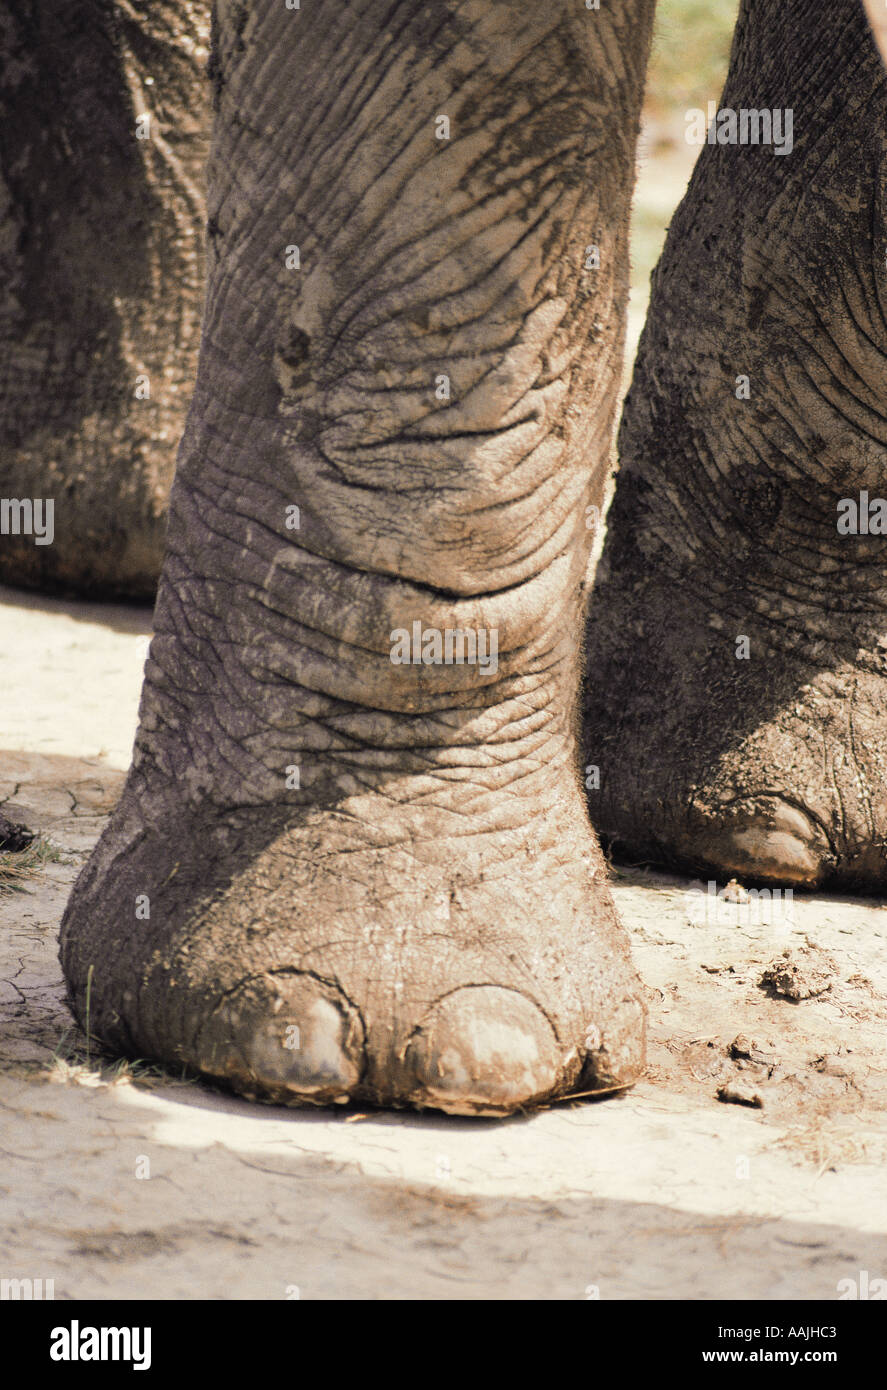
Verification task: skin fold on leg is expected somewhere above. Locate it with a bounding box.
[584,0,887,892]
[60,0,656,1114]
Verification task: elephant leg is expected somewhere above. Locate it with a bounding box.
[584,0,887,891]
[60,0,655,1114]
[0,0,209,597]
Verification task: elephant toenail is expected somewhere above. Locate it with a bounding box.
[402,985,566,1115]
[579,993,646,1091]
[696,800,830,887]
[196,972,364,1101]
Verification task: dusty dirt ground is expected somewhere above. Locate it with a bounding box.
[2,580,887,1301]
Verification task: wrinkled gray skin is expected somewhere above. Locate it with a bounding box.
[0,0,209,597]
[584,0,887,893]
[58,0,887,1115]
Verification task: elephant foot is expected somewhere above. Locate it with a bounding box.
[584,544,887,890]
[59,784,645,1115]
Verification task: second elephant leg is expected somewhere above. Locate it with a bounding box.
[585,0,887,890]
[0,0,209,597]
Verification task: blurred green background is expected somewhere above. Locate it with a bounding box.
[627,0,740,360]
[645,0,739,121]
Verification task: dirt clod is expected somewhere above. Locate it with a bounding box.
[721,878,749,904]
[0,813,35,852]
[717,1080,765,1108]
[729,1035,779,1067]
[759,946,838,1001]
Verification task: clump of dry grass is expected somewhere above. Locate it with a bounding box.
[0,835,64,893]
[48,1022,199,1090]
